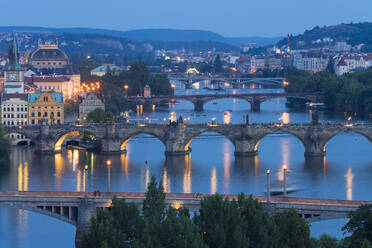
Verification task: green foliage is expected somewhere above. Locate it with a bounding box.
[213,54,223,73]
[311,234,341,248]
[86,108,110,123]
[80,208,125,248]
[285,67,372,116]
[0,126,10,165]
[142,176,166,223]
[342,204,372,248]
[64,99,79,114]
[274,208,312,248]
[326,58,336,75]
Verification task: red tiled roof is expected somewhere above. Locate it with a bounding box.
[2,93,28,101]
[337,58,347,66]
[24,76,70,83]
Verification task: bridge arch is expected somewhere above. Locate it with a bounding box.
[3,132,33,146]
[184,130,235,153]
[322,130,372,155]
[254,131,306,154]
[119,131,166,152]
[0,203,77,226]
[203,96,251,109]
[54,131,97,152]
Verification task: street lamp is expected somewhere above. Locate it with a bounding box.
[266,169,271,203]
[84,165,89,198]
[124,84,129,97]
[107,160,111,192]
[283,165,288,197]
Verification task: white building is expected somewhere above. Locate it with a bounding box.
[144,85,151,98]
[0,93,28,126]
[335,54,372,75]
[293,53,329,73]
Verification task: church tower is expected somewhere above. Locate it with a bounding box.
[4,34,24,93]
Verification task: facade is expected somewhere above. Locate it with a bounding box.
[79,92,105,121]
[335,54,372,75]
[293,53,329,73]
[25,75,81,101]
[90,64,123,77]
[0,93,28,126]
[3,34,24,94]
[28,92,64,125]
[250,56,265,73]
[28,43,68,70]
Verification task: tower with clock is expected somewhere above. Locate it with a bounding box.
[3,34,24,94]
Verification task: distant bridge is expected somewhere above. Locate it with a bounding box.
[167,74,286,88]
[126,92,319,112]
[0,191,369,246]
[4,121,372,157]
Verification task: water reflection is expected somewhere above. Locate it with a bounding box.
[211,167,217,194]
[345,167,354,200]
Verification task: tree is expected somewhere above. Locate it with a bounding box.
[194,194,248,248]
[342,204,372,248]
[274,208,312,248]
[237,194,278,248]
[86,108,108,123]
[326,58,336,75]
[213,55,223,73]
[142,176,166,223]
[160,207,207,248]
[80,208,125,248]
[311,234,341,248]
[0,126,10,165]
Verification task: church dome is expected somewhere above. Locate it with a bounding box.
[30,44,68,61]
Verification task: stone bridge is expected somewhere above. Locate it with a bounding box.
[0,191,369,247]
[4,121,372,157]
[126,92,319,112]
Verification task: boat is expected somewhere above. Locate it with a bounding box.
[265,180,300,196]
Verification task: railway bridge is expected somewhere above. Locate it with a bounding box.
[3,121,372,157]
[0,191,369,247]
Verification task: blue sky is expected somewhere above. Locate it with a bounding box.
[2,0,372,37]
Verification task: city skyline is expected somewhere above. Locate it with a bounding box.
[2,0,372,37]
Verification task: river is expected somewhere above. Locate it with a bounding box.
[1,82,371,247]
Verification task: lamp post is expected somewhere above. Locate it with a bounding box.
[266,169,271,203]
[84,165,88,198]
[124,84,128,97]
[283,165,287,197]
[107,160,111,192]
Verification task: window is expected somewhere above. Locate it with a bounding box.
[11,108,14,111]
[31,112,35,117]
[3,107,5,111]
[17,107,19,111]
[7,107,10,111]
[31,120,35,124]
[38,112,41,117]
[57,120,60,124]
[57,112,60,117]
[44,112,47,117]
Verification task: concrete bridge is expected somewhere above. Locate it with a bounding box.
[167,74,285,88]
[126,92,319,112]
[3,121,372,157]
[0,191,370,246]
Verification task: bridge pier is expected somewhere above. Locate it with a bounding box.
[193,100,204,112]
[250,99,261,112]
[75,198,96,248]
[234,140,258,156]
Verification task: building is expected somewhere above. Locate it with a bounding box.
[90,64,123,77]
[28,43,68,70]
[0,93,28,126]
[79,92,105,121]
[335,54,372,75]
[25,75,81,101]
[293,53,329,73]
[3,34,24,94]
[28,92,64,125]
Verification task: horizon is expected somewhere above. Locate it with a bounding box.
[2,0,372,37]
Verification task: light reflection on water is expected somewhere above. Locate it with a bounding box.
[1,86,372,247]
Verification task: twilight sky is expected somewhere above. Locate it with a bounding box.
[2,0,372,37]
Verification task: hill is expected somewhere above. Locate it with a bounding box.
[0,26,279,47]
[276,22,372,52]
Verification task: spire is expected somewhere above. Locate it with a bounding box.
[6,33,22,71]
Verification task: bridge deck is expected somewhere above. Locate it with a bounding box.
[0,191,370,208]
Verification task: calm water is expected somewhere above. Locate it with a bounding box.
[1,82,371,247]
